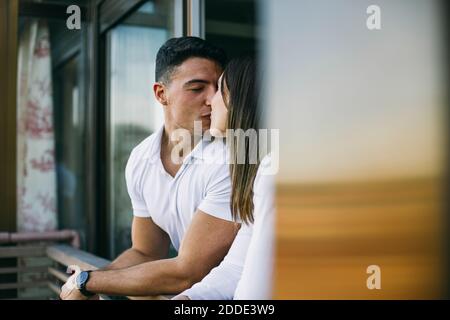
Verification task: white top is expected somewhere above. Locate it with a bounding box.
[125,125,234,251]
[180,156,275,300]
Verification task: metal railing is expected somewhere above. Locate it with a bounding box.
[0,230,110,300]
[0,231,172,300]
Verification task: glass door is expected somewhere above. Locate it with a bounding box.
[105,0,176,258]
[53,54,87,240]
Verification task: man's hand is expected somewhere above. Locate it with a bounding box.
[60,265,98,300]
[72,211,238,297]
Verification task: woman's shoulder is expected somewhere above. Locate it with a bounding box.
[254,154,276,198]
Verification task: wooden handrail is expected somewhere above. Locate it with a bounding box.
[0,243,174,300]
[46,244,174,300]
[46,244,111,300]
[46,245,110,271]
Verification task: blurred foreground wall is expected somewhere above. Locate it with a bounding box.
[263,0,448,299]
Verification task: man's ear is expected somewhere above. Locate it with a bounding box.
[153,83,168,106]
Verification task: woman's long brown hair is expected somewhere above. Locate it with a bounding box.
[222,56,263,225]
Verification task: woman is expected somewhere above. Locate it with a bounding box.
[173,56,275,300]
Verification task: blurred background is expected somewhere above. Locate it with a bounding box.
[264,0,449,299]
[0,0,448,299]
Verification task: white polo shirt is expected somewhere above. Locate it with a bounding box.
[125,125,233,251]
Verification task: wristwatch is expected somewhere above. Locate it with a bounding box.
[75,271,95,297]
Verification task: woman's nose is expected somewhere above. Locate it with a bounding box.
[205,86,217,107]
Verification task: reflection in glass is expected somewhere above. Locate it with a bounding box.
[53,55,86,241]
[107,0,174,258]
[205,0,258,58]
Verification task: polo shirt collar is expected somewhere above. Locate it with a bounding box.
[183,138,209,164]
[147,125,165,164]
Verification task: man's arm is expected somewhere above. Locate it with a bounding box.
[101,216,171,271]
[60,216,170,300]
[84,211,238,296]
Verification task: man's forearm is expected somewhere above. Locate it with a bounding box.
[100,248,157,271]
[86,258,192,297]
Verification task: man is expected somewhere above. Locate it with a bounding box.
[60,37,238,299]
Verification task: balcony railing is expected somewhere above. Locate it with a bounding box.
[0,230,110,300]
[0,230,172,300]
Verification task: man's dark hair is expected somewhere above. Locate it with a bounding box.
[155,36,227,83]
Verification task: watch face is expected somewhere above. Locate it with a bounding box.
[76,271,88,287]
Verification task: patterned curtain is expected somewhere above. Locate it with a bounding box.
[17,19,57,233]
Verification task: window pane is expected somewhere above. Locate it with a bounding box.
[53,55,86,238]
[106,0,174,258]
